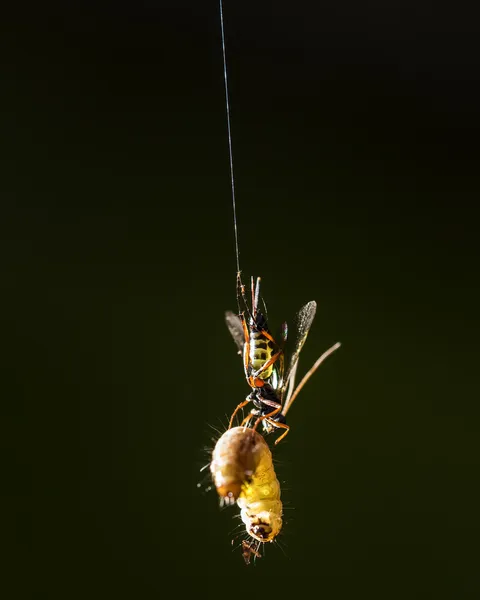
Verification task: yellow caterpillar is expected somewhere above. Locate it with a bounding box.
[210,426,282,563]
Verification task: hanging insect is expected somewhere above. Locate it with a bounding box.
[210,0,342,564]
[232,275,285,389]
[210,425,283,564]
[226,273,341,444]
[225,274,286,430]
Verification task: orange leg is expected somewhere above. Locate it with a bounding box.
[241,316,251,378]
[259,329,277,345]
[228,399,251,429]
[252,398,282,432]
[263,418,290,445]
[240,412,254,428]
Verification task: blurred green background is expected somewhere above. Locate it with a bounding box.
[2,2,480,597]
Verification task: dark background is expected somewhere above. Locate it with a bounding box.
[2,1,480,597]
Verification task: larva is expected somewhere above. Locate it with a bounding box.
[210,426,282,562]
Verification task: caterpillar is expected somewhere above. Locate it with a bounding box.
[210,426,282,563]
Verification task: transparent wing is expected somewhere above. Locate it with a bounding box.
[279,300,317,401]
[225,311,245,355]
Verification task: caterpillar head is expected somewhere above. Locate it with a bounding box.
[247,512,282,543]
[216,482,242,505]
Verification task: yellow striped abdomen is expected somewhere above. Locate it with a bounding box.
[249,332,275,379]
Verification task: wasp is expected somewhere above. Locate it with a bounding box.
[225,274,340,444]
[232,275,285,390]
[210,426,282,564]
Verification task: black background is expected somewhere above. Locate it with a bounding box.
[2,1,480,597]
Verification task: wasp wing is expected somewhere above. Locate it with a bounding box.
[279,300,317,402]
[225,311,245,355]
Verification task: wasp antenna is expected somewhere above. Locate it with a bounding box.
[282,341,341,417]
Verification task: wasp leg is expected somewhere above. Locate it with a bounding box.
[257,329,277,346]
[263,418,290,445]
[240,414,252,428]
[228,399,252,429]
[241,316,251,379]
[252,398,282,432]
[240,408,261,428]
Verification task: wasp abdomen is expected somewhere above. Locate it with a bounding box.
[249,332,275,380]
